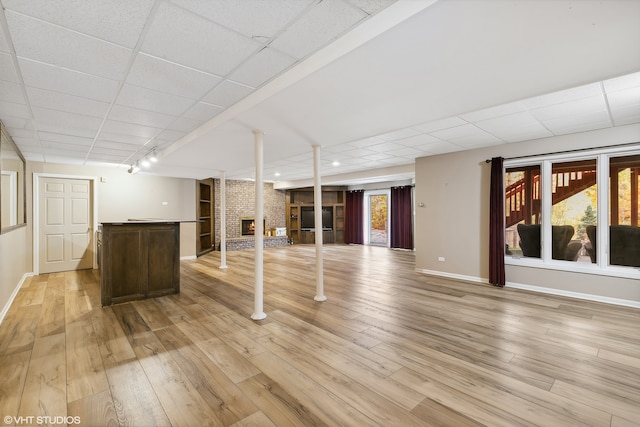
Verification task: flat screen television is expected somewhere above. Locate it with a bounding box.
[300,206,333,230]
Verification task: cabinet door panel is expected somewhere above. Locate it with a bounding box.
[109,229,145,300]
[148,226,179,294]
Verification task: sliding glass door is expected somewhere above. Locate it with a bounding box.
[367,191,389,246]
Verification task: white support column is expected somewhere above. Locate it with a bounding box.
[251,130,267,320]
[219,170,227,269]
[313,144,327,302]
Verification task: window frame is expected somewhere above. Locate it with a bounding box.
[504,145,640,280]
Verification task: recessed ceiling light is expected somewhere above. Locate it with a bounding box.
[275,172,281,177]
[332,161,340,166]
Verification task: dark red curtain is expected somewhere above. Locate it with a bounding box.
[489,157,506,287]
[345,190,364,244]
[391,186,413,249]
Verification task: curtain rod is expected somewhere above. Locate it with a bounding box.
[484,141,640,163]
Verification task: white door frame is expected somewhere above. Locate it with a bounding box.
[33,173,99,274]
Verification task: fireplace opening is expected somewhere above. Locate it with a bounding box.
[241,218,266,236]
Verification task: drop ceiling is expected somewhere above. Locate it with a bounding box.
[0,0,639,188]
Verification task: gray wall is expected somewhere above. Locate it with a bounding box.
[415,123,640,304]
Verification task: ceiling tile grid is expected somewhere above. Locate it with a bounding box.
[0,0,394,167]
[0,0,638,185]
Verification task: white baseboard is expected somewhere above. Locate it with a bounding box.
[181,255,197,261]
[415,268,640,308]
[415,268,488,284]
[0,272,35,326]
[506,281,640,309]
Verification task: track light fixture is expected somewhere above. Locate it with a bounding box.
[127,163,140,174]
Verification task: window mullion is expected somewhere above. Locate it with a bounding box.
[541,160,552,262]
[597,154,609,268]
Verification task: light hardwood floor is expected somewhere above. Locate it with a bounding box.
[1,245,639,426]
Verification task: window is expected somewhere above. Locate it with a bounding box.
[505,148,640,277]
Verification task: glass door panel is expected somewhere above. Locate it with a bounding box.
[369,194,388,245]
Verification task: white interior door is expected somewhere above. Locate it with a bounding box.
[39,177,93,274]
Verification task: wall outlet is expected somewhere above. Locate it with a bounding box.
[438,257,445,262]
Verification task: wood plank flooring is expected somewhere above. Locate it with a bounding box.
[1,244,639,426]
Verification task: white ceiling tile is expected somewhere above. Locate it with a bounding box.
[97,132,149,145]
[367,141,405,152]
[141,2,261,76]
[109,105,177,129]
[6,11,132,80]
[86,152,131,163]
[603,71,640,92]
[520,83,603,110]
[270,0,367,59]
[32,107,102,135]
[116,83,195,116]
[394,133,441,147]
[607,104,640,126]
[166,116,201,133]
[93,140,143,152]
[391,146,425,157]
[181,102,225,121]
[0,100,30,120]
[38,132,93,146]
[11,136,40,148]
[127,53,222,99]
[338,147,378,158]
[340,156,373,166]
[201,80,254,108]
[473,111,552,142]
[361,152,394,161]
[41,141,91,154]
[44,154,84,164]
[430,124,502,147]
[230,47,297,88]
[0,18,9,53]
[528,94,608,122]
[90,145,137,155]
[3,123,33,137]
[606,86,640,109]
[0,80,25,103]
[376,127,421,141]
[172,0,314,39]
[346,0,396,14]
[411,116,468,134]
[26,86,109,118]
[18,58,119,102]
[459,101,525,123]
[154,129,187,141]
[413,141,464,155]
[322,151,353,162]
[541,110,612,135]
[3,0,155,48]
[0,52,19,83]
[101,119,161,139]
[341,136,387,149]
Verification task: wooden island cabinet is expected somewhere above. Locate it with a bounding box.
[100,221,180,306]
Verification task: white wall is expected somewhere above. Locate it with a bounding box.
[415,123,640,305]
